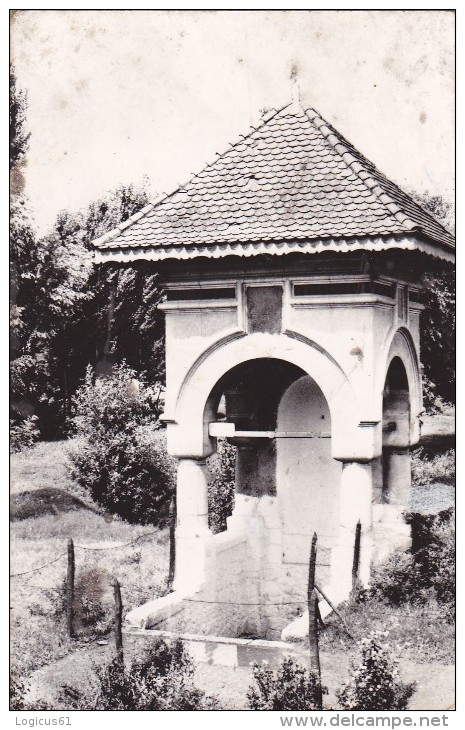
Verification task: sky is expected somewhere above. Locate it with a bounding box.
[10,9,455,235]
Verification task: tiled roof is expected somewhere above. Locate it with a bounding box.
[93,102,454,261]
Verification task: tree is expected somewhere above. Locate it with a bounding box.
[10,64,30,180]
[407,190,455,409]
[41,181,165,436]
[419,269,454,409]
[10,66,95,439]
[10,67,48,441]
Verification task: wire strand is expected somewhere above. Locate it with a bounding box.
[10,551,68,578]
[74,530,159,551]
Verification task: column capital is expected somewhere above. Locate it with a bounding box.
[176,455,208,465]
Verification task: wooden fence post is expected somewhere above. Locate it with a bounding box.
[307,531,322,709]
[352,520,362,593]
[168,493,176,590]
[66,538,75,639]
[112,577,124,667]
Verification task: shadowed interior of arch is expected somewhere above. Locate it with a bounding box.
[381,356,411,507]
[205,358,308,498]
[204,358,342,576]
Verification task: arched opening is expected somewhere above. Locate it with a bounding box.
[204,358,341,627]
[381,356,411,510]
[206,358,307,505]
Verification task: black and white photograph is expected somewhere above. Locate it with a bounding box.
[9,7,456,719]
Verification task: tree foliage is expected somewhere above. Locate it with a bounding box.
[419,269,455,408]
[10,64,30,175]
[10,160,165,440]
[208,439,236,533]
[40,180,165,437]
[407,189,455,408]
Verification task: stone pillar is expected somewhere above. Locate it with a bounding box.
[174,458,211,592]
[382,447,411,517]
[330,461,373,603]
[227,443,271,637]
[371,448,412,560]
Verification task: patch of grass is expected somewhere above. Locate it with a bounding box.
[10,440,170,678]
[319,596,454,666]
[10,488,94,521]
[10,440,97,511]
[11,441,76,494]
[410,481,454,515]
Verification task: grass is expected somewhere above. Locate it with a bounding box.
[319,596,454,665]
[10,440,169,677]
[409,438,455,514]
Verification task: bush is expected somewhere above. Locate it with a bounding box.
[10,670,29,710]
[337,631,416,710]
[68,364,175,524]
[55,638,218,710]
[365,549,426,606]
[10,415,39,453]
[247,657,327,711]
[360,509,454,621]
[412,448,455,486]
[10,670,54,711]
[411,511,455,620]
[208,438,236,533]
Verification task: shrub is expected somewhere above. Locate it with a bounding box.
[337,631,416,710]
[362,509,455,620]
[68,364,175,524]
[54,638,218,710]
[10,415,39,453]
[208,438,236,533]
[247,657,327,711]
[365,549,426,606]
[412,448,455,486]
[9,670,54,711]
[411,511,455,620]
[10,670,28,710]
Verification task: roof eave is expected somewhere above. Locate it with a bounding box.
[94,234,455,266]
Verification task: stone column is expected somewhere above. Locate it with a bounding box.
[372,447,412,559]
[174,458,211,592]
[382,447,411,517]
[330,461,373,603]
[227,443,270,637]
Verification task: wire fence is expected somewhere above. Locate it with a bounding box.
[10,522,448,682]
[10,529,160,578]
[11,516,366,682]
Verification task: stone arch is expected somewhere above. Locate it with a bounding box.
[380,327,422,444]
[380,355,412,516]
[166,332,359,459]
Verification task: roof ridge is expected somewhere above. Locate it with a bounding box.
[304,107,419,235]
[179,101,293,188]
[93,102,294,249]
